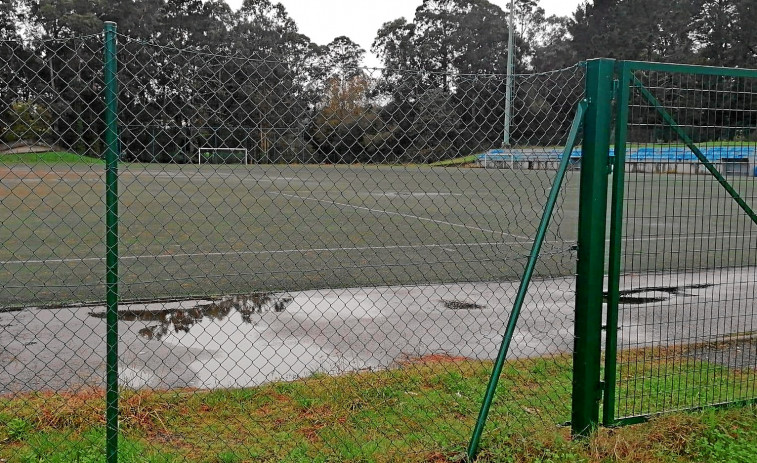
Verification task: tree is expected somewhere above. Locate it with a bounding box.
[413,0,468,91]
[234,0,311,61]
[530,15,575,71]
[319,36,365,79]
[372,18,417,70]
[452,0,522,74]
[374,0,526,89]
[0,0,22,41]
[568,0,698,63]
[509,0,545,51]
[224,1,316,162]
[691,0,757,66]
[28,0,104,38]
[155,0,233,48]
[308,74,377,163]
[306,37,373,163]
[1,101,52,143]
[96,0,163,37]
[733,0,757,66]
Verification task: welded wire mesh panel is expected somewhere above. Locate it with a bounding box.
[0,35,111,460]
[2,30,584,461]
[612,66,757,422]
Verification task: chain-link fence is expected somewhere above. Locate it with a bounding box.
[1,27,585,461]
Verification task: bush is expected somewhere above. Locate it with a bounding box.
[1,101,52,143]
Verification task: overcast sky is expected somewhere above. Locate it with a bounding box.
[223,0,582,67]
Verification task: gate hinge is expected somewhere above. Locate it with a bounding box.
[597,380,605,401]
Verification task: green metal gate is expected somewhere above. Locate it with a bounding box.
[603,61,757,427]
[468,59,757,455]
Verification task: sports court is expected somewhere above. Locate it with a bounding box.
[2,163,581,308]
[3,162,755,308]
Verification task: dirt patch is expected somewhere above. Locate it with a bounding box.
[298,404,337,443]
[0,142,59,154]
[422,451,458,462]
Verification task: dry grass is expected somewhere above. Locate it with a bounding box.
[1,353,756,462]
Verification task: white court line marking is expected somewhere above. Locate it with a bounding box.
[367,192,464,198]
[0,241,512,265]
[2,232,754,266]
[279,192,533,241]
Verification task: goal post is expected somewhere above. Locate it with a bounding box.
[197,147,248,165]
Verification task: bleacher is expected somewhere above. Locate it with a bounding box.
[627,146,754,162]
[476,145,756,175]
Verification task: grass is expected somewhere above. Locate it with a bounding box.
[2,349,757,462]
[0,151,104,164]
[429,154,478,166]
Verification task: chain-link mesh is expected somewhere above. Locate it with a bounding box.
[610,66,757,423]
[1,31,584,461]
[0,34,111,460]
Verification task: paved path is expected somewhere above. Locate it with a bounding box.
[1,267,755,393]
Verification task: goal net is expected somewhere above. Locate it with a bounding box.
[198,147,248,165]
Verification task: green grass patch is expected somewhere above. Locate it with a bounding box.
[5,428,182,463]
[429,154,478,166]
[1,351,757,462]
[0,151,104,164]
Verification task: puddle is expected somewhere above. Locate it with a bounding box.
[604,283,714,305]
[442,299,485,310]
[90,293,292,340]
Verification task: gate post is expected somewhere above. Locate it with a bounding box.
[572,58,614,437]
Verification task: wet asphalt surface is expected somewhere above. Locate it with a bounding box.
[1,267,755,393]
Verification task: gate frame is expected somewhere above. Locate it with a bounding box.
[599,59,757,428]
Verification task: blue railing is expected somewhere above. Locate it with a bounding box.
[477,145,754,163]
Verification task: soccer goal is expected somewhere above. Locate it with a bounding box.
[197,147,248,165]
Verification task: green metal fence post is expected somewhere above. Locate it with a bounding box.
[103,21,120,463]
[572,58,614,437]
[603,61,631,426]
[466,99,588,461]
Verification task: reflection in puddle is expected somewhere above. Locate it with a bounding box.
[90,293,292,340]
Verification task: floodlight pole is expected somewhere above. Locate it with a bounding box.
[504,0,515,154]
